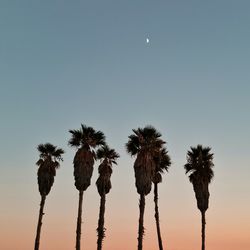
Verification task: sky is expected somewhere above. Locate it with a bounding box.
[0,1,250,249]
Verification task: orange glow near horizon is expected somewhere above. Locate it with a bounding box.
[2,192,250,250]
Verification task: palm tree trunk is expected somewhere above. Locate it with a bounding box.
[201,211,206,250]
[154,183,164,250]
[76,190,84,250]
[138,194,145,250]
[34,195,46,250]
[97,194,106,250]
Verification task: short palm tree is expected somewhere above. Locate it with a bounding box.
[34,143,64,250]
[153,148,171,250]
[96,145,119,250]
[184,145,214,250]
[126,126,165,250]
[69,124,106,250]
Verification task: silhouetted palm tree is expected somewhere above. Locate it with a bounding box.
[96,145,119,250]
[184,145,214,250]
[34,143,64,250]
[69,124,106,250]
[153,148,171,250]
[126,126,165,250]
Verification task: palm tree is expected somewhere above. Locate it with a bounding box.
[34,143,64,250]
[184,145,214,250]
[126,126,165,250]
[153,148,171,250]
[96,145,119,250]
[69,124,106,250]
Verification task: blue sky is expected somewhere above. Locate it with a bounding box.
[1,1,249,165]
[0,1,250,249]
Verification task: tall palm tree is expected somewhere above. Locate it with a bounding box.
[153,148,171,250]
[69,124,106,250]
[34,143,64,250]
[184,145,214,250]
[126,126,165,250]
[96,145,119,250]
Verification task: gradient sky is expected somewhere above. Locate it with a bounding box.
[1,1,250,249]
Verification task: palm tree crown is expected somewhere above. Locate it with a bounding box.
[184,145,214,184]
[97,145,119,164]
[126,126,165,195]
[69,124,106,150]
[36,143,64,196]
[68,124,106,191]
[126,126,165,156]
[153,148,171,184]
[96,145,119,195]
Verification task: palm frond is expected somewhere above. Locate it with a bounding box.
[37,144,46,154]
[93,130,106,147]
[142,125,162,139]
[53,148,65,160]
[36,159,44,166]
[36,143,64,165]
[82,124,95,136]
[69,124,106,149]
[53,161,60,169]
[44,143,56,154]
[158,148,171,172]
[126,134,140,156]
[97,145,119,164]
[184,163,194,174]
[68,129,82,147]
[111,160,118,165]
